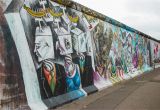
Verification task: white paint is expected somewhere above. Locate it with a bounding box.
[5,13,47,110]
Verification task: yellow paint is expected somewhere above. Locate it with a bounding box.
[23,5,64,18]
[23,5,46,18]
[57,0,63,4]
[68,16,79,23]
[48,8,63,17]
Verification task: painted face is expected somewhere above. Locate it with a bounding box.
[34,27,54,62]
[58,35,73,55]
[71,28,87,53]
[65,61,75,77]
[64,38,71,50]
[79,33,87,52]
[55,27,73,55]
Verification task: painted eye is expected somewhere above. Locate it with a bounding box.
[36,45,41,49]
[45,43,49,47]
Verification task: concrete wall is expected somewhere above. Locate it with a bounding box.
[1,0,160,110]
[0,1,28,109]
[150,40,160,67]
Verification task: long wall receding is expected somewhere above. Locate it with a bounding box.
[1,0,160,109]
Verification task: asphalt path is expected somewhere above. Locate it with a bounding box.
[55,68,160,110]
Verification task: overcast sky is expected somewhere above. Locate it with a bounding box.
[73,0,160,40]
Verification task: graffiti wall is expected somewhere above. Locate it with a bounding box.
[150,40,160,67]
[92,22,152,86]
[1,0,160,109]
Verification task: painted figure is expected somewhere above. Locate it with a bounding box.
[64,55,81,91]
[73,53,94,88]
[71,27,94,88]
[115,56,123,79]
[56,31,82,92]
[34,26,67,99]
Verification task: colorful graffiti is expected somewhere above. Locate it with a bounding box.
[2,0,160,109]
[150,40,160,68]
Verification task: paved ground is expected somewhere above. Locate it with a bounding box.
[55,68,160,110]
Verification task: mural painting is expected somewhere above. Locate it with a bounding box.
[3,0,160,109]
[23,0,93,106]
[150,40,160,68]
[19,0,100,107]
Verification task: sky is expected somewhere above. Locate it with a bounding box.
[73,0,160,40]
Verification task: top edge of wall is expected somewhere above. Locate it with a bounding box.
[4,0,24,14]
[52,0,160,43]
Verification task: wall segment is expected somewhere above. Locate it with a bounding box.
[1,0,160,109]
